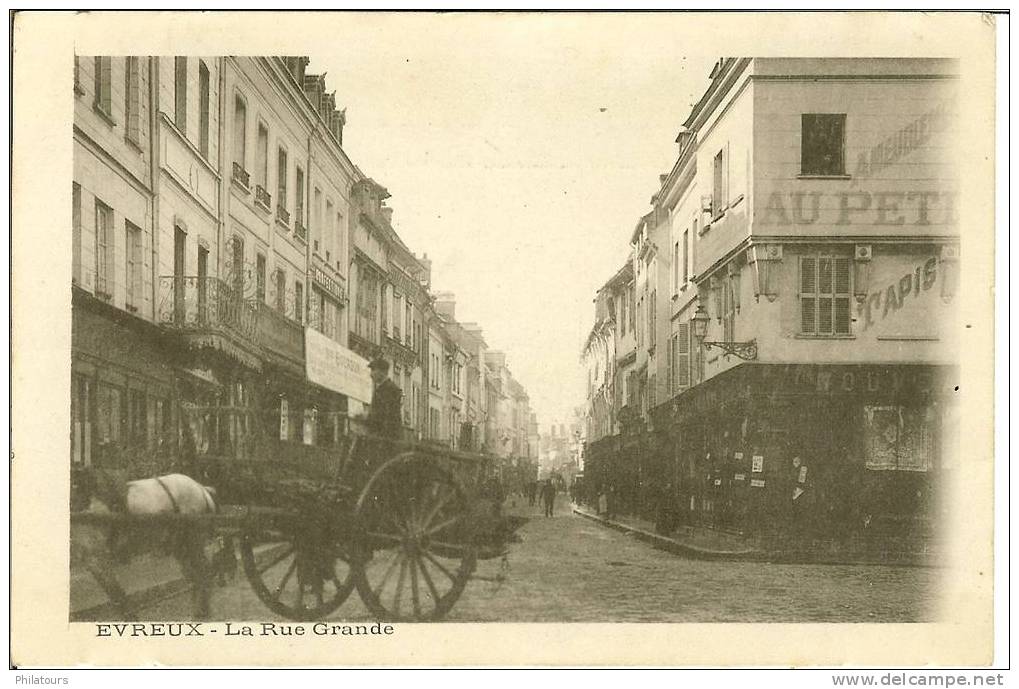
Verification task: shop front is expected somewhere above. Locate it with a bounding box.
[654,362,958,548]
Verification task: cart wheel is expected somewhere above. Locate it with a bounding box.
[240,519,357,621]
[353,453,476,622]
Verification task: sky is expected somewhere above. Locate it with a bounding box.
[308,15,716,428]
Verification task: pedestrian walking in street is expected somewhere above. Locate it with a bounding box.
[527,480,537,507]
[541,480,556,518]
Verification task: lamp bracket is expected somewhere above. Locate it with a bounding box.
[701,339,758,361]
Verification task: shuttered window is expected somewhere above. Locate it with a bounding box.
[174,57,187,134]
[93,57,112,117]
[677,322,690,388]
[124,57,141,144]
[800,254,851,335]
[199,61,210,158]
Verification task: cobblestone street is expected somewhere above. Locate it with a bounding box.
[137,495,938,623]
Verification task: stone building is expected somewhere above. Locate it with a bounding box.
[584,58,959,551]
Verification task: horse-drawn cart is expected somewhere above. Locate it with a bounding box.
[71,405,517,623]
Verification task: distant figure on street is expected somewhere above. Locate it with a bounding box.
[527,480,537,507]
[367,357,403,441]
[541,480,556,518]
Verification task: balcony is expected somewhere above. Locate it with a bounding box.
[276,204,291,226]
[158,276,260,367]
[255,185,272,211]
[294,220,307,242]
[232,163,250,190]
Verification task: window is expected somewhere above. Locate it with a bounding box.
[313,188,322,251]
[197,245,208,324]
[125,57,141,144]
[230,236,244,294]
[801,114,846,176]
[70,374,91,466]
[256,253,266,303]
[295,281,303,325]
[295,166,305,226]
[682,230,689,286]
[275,269,286,313]
[94,200,113,298]
[173,226,186,321]
[128,389,147,445]
[676,322,690,389]
[276,147,288,212]
[199,61,210,158]
[673,241,680,296]
[325,199,334,259]
[722,276,736,343]
[800,254,851,335]
[712,148,725,217]
[379,283,388,335]
[255,123,269,189]
[393,292,402,341]
[93,57,112,118]
[96,383,125,445]
[619,293,627,336]
[125,221,142,311]
[355,268,378,342]
[72,183,82,285]
[648,290,656,351]
[405,302,413,346]
[174,57,187,134]
[233,95,247,173]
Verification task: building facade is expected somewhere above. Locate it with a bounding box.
[584,57,959,550]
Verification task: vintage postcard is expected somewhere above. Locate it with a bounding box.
[10,10,999,667]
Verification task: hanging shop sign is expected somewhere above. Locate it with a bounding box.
[798,466,809,484]
[750,479,766,488]
[279,397,289,441]
[751,455,764,473]
[305,328,372,403]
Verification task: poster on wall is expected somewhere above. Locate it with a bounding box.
[751,455,764,473]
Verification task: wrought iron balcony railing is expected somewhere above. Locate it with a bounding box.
[232,163,250,189]
[255,185,272,210]
[276,204,290,226]
[157,276,259,343]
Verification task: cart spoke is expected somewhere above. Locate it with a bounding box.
[257,545,295,574]
[410,555,421,619]
[273,558,299,601]
[372,549,404,597]
[417,490,454,533]
[393,557,408,617]
[416,553,442,604]
[420,549,458,583]
[423,514,461,537]
[367,531,403,545]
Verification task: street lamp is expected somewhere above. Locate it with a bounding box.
[691,303,758,361]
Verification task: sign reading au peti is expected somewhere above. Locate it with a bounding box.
[304,328,372,403]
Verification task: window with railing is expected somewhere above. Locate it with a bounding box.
[276,147,288,223]
[355,268,379,342]
[295,166,305,230]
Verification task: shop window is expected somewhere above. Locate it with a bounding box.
[256,253,266,303]
[801,114,846,176]
[800,255,851,336]
[71,374,92,466]
[96,382,125,446]
[129,389,147,445]
[863,406,934,472]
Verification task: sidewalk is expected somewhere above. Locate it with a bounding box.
[573,504,940,566]
[572,504,762,561]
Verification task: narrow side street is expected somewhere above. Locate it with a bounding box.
[130,495,937,623]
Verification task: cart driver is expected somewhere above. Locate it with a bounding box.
[367,357,404,442]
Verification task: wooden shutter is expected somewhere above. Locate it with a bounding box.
[799,256,817,334]
[834,257,851,334]
[677,322,690,388]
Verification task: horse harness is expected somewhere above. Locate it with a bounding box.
[153,477,216,514]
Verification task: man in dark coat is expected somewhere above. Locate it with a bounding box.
[541,480,557,518]
[367,357,403,441]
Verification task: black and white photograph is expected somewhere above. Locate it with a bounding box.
[10,10,1001,669]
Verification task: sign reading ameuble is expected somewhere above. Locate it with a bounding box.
[305,328,372,404]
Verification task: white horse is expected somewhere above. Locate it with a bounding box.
[72,472,220,620]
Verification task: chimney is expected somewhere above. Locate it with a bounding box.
[331,107,346,146]
[434,292,456,321]
[417,253,432,289]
